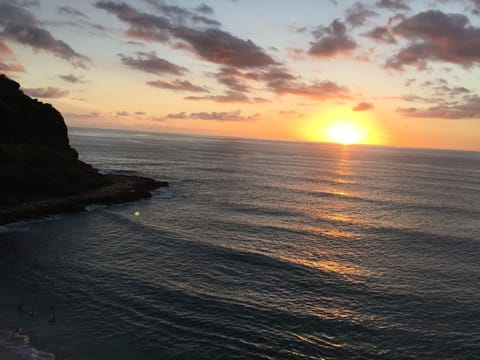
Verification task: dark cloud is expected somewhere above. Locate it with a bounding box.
[95,1,172,42]
[196,4,214,14]
[363,26,397,43]
[97,2,271,69]
[58,6,87,18]
[0,1,90,68]
[3,24,90,68]
[173,27,276,68]
[116,111,129,116]
[147,79,208,92]
[162,110,260,122]
[214,67,251,92]
[376,0,410,11]
[23,86,69,98]
[143,0,219,27]
[59,73,85,84]
[185,91,251,103]
[396,96,480,119]
[267,79,351,100]
[119,51,187,75]
[346,3,378,28]
[352,102,374,111]
[386,10,480,70]
[191,15,221,27]
[309,20,357,58]
[0,38,24,72]
[432,85,471,96]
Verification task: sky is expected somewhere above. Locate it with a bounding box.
[1,0,480,150]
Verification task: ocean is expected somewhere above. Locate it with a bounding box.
[0,128,479,359]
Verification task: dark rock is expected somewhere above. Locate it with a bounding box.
[0,74,168,224]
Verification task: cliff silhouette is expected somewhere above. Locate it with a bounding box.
[0,74,167,224]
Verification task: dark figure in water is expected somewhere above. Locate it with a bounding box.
[48,315,55,324]
[29,309,36,318]
[15,327,20,334]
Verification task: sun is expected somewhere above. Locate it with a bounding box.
[326,123,363,145]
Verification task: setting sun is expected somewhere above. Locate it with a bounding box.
[326,124,364,145]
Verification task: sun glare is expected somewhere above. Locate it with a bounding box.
[327,124,363,145]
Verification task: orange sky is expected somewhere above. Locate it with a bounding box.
[1,0,479,150]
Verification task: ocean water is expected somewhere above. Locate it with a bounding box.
[0,128,479,359]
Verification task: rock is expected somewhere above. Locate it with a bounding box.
[0,74,168,224]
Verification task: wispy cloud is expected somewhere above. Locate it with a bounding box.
[162,110,260,122]
[59,73,85,84]
[119,51,187,75]
[147,79,208,92]
[0,38,24,72]
[397,96,480,119]
[23,86,69,98]
[309,19,357,58]
[352,102,374,111]
[0,1,90,68]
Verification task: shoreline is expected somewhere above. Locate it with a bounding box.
[0,345,21,360]
[0,174,168,225]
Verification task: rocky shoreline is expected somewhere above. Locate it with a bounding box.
[0,174,168,225]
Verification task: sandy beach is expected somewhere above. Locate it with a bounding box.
[0,346,21,360]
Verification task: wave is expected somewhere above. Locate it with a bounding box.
[0,329,55,360]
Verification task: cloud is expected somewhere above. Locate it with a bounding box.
[95,1,172,42]
[147,79,208,92]
[386,10,480,69]
[309,19,357,58]
[143,0,220,27]
[396,96,480,119]
[162,110,260,122]
[278,110,305,119]
[267,79,351,100]
[116,111,129,116]
[97,1,273,69]
[119,51,187,75]
[196,4,214,14]
[173,27,276,68]
[363,26,397,43]
[346,3,378,28]
[190,15,220,27]
[58,6,87,18]
[0,1,90,68]
[185,91,251,103]
[59,73,85,84]
[352,102,374,111]
[64,111,100,119]
[376,0,410,11]
[431,85,471,97]
[23,86,69,98]
[0,38,25,72]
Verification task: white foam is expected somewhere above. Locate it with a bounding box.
[0,329,55,360]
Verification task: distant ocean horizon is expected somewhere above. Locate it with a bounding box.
[1,127,479,359]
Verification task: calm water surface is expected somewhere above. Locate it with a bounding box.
[0,128,479,359]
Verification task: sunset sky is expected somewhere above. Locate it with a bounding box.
[1,0,479,150]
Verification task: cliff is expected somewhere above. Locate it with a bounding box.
[0,74,167,224]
